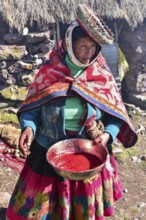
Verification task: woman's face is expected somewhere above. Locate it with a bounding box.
[73,37,97,65]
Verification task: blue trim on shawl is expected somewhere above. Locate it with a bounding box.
[19,90,70,112]
[20,85,127,124]
[18,85,137,148]
[19,85,133,132]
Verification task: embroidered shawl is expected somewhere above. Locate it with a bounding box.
[18,46,137,148]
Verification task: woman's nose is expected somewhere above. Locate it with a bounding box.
[86,48,94,57]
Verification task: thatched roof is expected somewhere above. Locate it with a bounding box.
[0,0,146,32]
[90,0,146,28]
[0,0,85,32]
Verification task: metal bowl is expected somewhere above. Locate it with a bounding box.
[46,138,108,180]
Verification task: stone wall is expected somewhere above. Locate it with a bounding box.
[119,23,146,110]
[0,25,55,124]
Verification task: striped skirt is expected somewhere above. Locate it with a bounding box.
[6,140,123,220]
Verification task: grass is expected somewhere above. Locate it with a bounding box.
[131,206,139,214]
[113,211,131,220]
[140,161,146,171]
[113,145,138,162]
[0,109,19,124]
[113,134,143,162]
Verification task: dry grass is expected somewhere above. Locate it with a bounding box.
[91,0,146,28]
[0,0,146,32]
[0,0,84,32]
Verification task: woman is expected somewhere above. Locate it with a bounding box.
[6,4,137,220]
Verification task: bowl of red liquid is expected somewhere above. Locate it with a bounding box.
[46,138,108,180]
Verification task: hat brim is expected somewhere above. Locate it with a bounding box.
[76,4,114,45]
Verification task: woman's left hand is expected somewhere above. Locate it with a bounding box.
[93,132,110,148]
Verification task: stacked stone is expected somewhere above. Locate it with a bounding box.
[0,27,55,124]
[119,24,146,110]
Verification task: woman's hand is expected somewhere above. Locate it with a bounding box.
[19,127,34,158]
[93,132,110,148]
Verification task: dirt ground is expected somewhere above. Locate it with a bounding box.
[0,114,146,220]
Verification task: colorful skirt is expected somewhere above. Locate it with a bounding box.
[6,140,123,220]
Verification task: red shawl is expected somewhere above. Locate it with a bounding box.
[19,46,137,148]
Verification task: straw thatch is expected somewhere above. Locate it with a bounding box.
[0,0,85,32]
[0,0,146,32]
[89,0,146,28]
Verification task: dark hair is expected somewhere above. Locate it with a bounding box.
[62,25,96,43]
[72,26,90,42]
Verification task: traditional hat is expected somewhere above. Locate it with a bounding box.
[64,3,114,68]
[76,3,114,45]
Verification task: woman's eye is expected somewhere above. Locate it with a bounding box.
[79,45,96,51]
[81,45,86,49]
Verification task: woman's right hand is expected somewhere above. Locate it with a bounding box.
[19,127,34,158]
[93,132,110,148]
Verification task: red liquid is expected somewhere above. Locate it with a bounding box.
[54,152,101,172]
